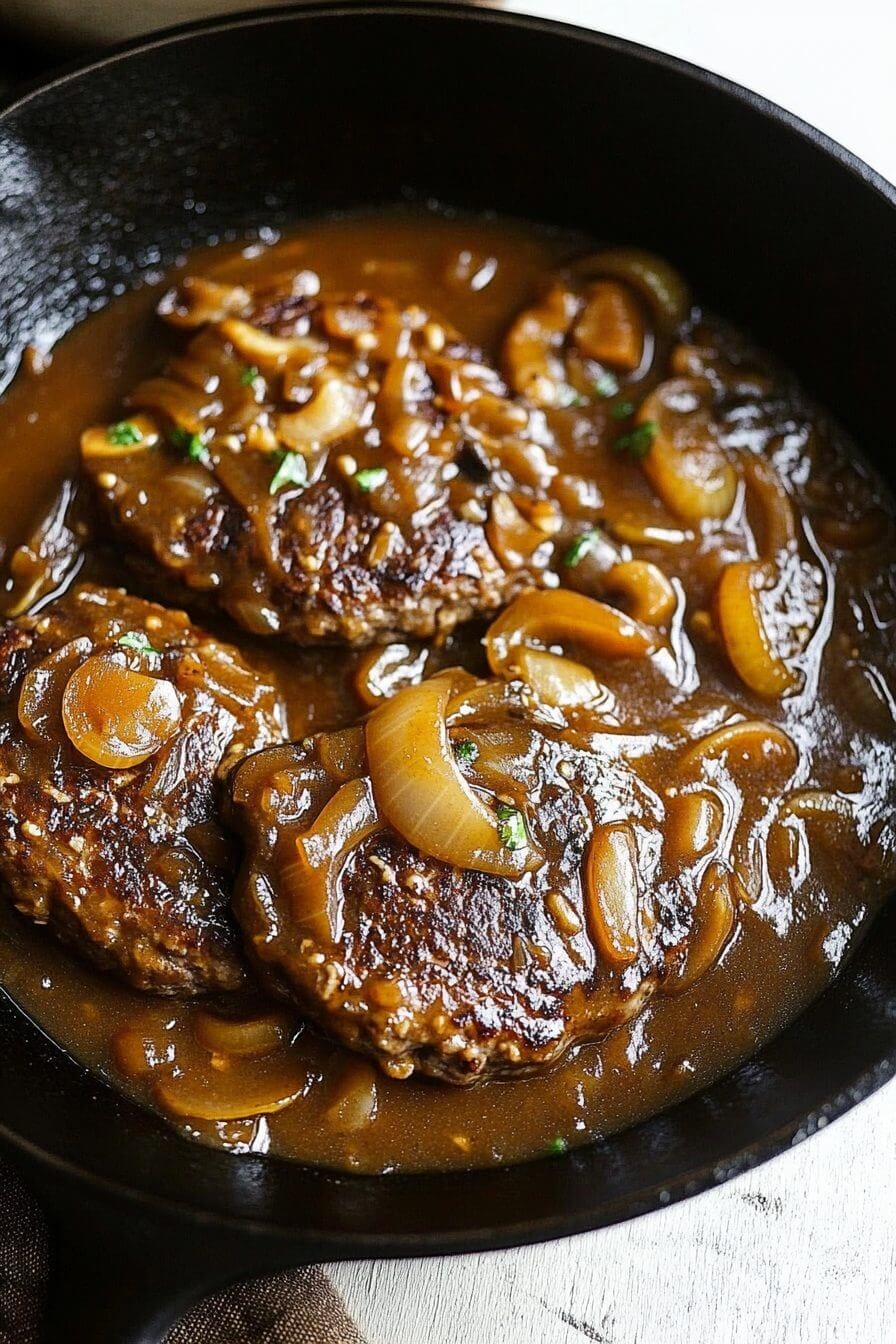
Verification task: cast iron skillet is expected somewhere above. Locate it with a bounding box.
[0,5,894,1341]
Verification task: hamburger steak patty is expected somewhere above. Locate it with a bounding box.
[0,585,285,993]
[81,276,562,645]
[229,678,696,1083]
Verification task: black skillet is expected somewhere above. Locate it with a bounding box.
[0,5,894,1341]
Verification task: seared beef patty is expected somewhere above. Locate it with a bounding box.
[229,677,700,1083]
[81,277,562,646]
[0,585,285,993]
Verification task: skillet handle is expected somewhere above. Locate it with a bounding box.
[36,1178,290,1344]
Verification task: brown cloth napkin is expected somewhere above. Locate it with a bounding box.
[0,1159,367,1344]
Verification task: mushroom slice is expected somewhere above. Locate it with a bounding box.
[638,378,737,524]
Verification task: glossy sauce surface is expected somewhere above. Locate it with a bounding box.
[0,211,894,1171]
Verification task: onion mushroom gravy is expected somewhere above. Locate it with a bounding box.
[0,210,894,1172]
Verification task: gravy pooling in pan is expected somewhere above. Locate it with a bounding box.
[0,210,893,1172]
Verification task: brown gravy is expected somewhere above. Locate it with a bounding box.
[0,210,893,1172]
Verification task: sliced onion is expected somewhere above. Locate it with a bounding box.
[638,378,737,524]
[570,248,690,331]
[513,647,610,710]
[18,638,92,742]
[61,654,182,768]
[219,317,325,372]
[158,276,252,329]
[743,455,797,557]
[715,560,800,697]
[281,776,380,944]
[663,790,724,871]
[155,1057,308,1121]
[667,861,736,993]
[584,823,641,967]
[679,718,798,777]
[486,589,657,678]
[275,372,366,450]
[194,1009,291,1059]
[486,492,552,571]
[128,377,221,435]
[502,285,579,408]
[365,677,532,877]
[80,413,160,460]
[317,726,367,780]
[572,280,643,371]
[354,642,429,708]
[604,560,677,627]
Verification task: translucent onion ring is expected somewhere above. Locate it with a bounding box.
[486,589,657,679]
[365,677,533,877]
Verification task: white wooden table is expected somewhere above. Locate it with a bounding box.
[327,3,896,1339]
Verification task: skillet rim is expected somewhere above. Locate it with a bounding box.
[0,0,894,1255]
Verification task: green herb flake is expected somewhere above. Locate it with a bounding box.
[496,802,527,852]
[613,419,658,459]
[453,739,480,767]
[117,631,159,656]
[106,421,143,447]
[240,364,261,387]
[611,400,636,421]
[170,427,211,466]
[269,451,309,496]
[354,466,389,493]
[563,529,603,568]
[546,1136,568,1156]
[593,371,619,399]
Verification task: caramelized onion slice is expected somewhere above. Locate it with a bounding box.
[354,643,429,708]
[61,654,182,768]
[570,248,690,331]
[638,378,737,524]
[275,373,366,450]
[281,776,379,944]
[716,561,800,698]
[743,455,797,558]
[18,638,91,742]
[158,276,251,329]
[514,647,611,711]
[317,726,367,781]
[219,317,325,372]
[486,589,657,678]
[584,823,641,967]
[366,677,532,877]
[668,861,736,994]
[663,790,724,871]
[486,492,552,571]
[155,1057,308,1121]
[503,284,579,407]
[679,718,798,778]
[80,413,160,461]
[572,280,643,371]
[605,560,677,627]
[194,1009,291,1059]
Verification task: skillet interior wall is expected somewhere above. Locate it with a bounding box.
[0,5,894,458]
[0,4,895,1249]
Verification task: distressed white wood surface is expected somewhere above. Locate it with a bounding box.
[328,3,896,1340]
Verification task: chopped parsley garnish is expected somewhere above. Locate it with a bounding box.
[593,371,619,399]
[546,1136,568,1156]
[496,802,527,852]
[611,400,635,421]
[106,420,143,446]
[170,426,211,466]
[354,466,388,493]
[240,364,260,387]
[269,451,308,496]
[564,529,603,568]
[117,631,159,656]
[613,419,658,459]
[453,739,480,766]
